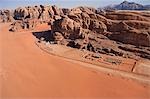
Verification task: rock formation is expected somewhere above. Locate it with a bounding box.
[0,10,14,22]
[8,5,65,31]
[49,6,150,59]
[1,4,149,59]
[9,19,38,32]
[52,17,81,40]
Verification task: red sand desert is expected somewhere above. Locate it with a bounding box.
[0,22,150,98]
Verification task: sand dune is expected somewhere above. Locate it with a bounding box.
[0,23,149,98]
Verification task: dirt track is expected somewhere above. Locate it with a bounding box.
[0,23,149,98]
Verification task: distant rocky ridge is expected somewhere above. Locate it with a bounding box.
[100,1,150,11]
[0,4,150,60]
[0,5,64,31]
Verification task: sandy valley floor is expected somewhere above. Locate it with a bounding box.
[0,23,150,98]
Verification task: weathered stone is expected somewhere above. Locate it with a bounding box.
[52,17,81,40]
[53,32,64,41]
[108,29,150,47]
[0,10,14,22]
[52,5,63,16]
[14,7,29,20]
[89,19,107,33]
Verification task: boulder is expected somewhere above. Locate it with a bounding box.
[53,32,64,43]
[52,17,81,40]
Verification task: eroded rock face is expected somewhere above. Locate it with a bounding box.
[9,19,38,32]
[107,21,131,32]
[104,12,150,21]
[5,5,150,59]
[39,6,50,22]
[125,20,150,30]
[0,10,14,22]
[49,7,150,59]
[106,21,150,47]
[8,5,66,31]
[52,17,82,40]
[108,29,150,47]
[89,19,107,33]
[14,7,29,20]
[52,5,64,16]
[27,6,40,19]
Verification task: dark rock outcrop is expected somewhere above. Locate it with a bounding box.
[14,7,29,20]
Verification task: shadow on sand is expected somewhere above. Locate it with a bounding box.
[32,30,54,42]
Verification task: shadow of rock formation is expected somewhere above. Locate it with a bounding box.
[32,30,54,42]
